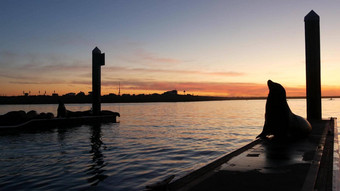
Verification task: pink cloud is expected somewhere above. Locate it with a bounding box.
[136,50,181,64]
[118,49,182,66]
[103,66,244,77]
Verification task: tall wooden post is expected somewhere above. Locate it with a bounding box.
[305,10,322,121]
[92,47,105,115]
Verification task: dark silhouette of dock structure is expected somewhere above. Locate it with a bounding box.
[92,47,105,115]
[305,10,322,121]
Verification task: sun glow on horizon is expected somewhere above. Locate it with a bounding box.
[3,80,340,98]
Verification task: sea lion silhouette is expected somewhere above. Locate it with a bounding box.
[257,80,312,139]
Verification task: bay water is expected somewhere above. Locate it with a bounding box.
[0,99,339,190]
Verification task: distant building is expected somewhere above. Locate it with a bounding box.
[64,92,76,96]
[162,90,178,96]
[52,93,59,97]
[76,91,86,96]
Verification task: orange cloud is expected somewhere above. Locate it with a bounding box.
[322,86,340,97]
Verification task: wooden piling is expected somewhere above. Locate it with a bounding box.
[305,10,322,121]
[92,47,105,115]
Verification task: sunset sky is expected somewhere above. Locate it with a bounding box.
[1,1,340,97]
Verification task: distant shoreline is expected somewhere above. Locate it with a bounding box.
[0,95,338,105]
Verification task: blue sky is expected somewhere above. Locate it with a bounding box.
[1,0,340,96]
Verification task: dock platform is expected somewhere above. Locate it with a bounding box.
[0,114,119,132]
[151,118,339,191]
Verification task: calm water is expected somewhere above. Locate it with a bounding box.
[0,99,339,190]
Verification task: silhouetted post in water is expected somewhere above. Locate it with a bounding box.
[305,10,322,121]
[92,47,105,115]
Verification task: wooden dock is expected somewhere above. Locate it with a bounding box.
[147,118,339,191]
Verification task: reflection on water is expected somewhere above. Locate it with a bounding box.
[87,124,108,186]
[0,99,339,190]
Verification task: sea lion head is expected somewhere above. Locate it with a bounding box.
[266,80,291,114]
[267,80,287,104]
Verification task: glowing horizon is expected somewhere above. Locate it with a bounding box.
[3,80,340,98]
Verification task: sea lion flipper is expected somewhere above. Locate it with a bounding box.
[256,133,266,139]
[257,123,269,139]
